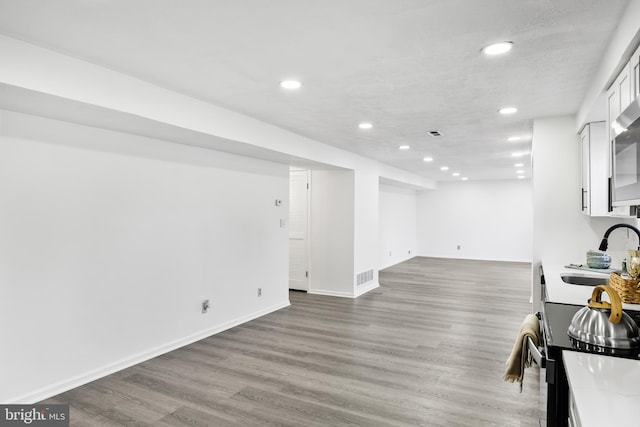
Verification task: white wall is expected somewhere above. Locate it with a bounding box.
[0,111,290,403]
[416,179,533,262]
[378,184,417,269]
[353,168,380,294]
[0,32,432,307]
[308,170,355,297]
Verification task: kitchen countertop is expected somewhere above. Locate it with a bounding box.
[563,351,640,427]
[542,261,640,310]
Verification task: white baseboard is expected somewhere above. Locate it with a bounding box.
[308,288,355,298]
[354,281,380,297]
[9,300,290,404]
[415,253,532,263]
[379,255,416,270]
[309,281,379,298]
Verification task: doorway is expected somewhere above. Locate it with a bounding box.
[289,169,309,291]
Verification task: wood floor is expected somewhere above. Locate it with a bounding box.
[43,257,545,426]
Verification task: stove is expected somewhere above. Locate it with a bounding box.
[543,301,640,357]
[539,301,640,426]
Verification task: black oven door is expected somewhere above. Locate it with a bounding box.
[541,345,568,427]
[535,305,570,427]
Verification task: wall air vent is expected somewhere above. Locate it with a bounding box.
[356,269,374,286]
[428,131,443,137]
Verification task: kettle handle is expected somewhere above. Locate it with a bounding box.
[588,285,623,324]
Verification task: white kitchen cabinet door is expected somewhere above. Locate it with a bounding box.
[568,388,581,427]
[606,65,636,218]
[607,62,632,145]
[633,57,640,100]
[580,126,591,215]
[579,122,608,216]
[630,42,640,99]
[619,64,632,111]
[608,78,620,147]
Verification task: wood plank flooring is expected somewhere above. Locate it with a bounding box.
[43,257,545,426]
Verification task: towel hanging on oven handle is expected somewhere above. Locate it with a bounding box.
[504,312,543,392]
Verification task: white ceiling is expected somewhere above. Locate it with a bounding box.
[0,0,631,181]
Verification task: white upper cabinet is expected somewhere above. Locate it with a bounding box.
[631,42,640,100]
[607,62,632,145]
[579,122,608,216]
[620,64,633,110]
[606,58,637,217]
[580,125,590,215]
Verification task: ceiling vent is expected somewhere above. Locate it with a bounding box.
[428,131,443,137]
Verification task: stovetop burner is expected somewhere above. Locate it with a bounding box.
[568,336,640,356]
[542,301,640,359]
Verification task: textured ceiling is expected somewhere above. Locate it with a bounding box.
[0,0,631,181]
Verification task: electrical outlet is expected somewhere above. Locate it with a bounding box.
[202,299,210,314]
[257,288,262,297]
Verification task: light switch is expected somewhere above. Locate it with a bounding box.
[280,219,286,228]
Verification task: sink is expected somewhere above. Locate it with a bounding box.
[561,273,609,286]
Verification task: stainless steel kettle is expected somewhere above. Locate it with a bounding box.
[567,285,640,349]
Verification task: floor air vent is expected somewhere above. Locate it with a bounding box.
[356,269,374,286]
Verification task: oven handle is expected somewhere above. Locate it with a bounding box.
[526,336,546,368]
[527,311,547,369]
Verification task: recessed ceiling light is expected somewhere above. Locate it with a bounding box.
[440,166,449,171]
[423,156,434,162]
[482,41,513,56]
[461,177,469,181]
[499,107,518,115]
[508,136,521,142]
[516,170,525,174]
[399,145,410,150]
[280,80,301,89]
[358,122,373,129]
[452,172,460,177]
[518,175,525,179]
[514,163,524,167]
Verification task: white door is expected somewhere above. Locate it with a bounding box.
[289,170,309,291]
